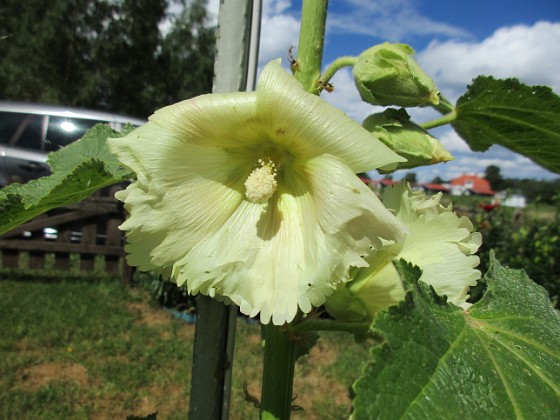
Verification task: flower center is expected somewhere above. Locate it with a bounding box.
[244,158,278,203]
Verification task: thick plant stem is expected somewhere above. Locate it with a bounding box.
[260,324,297,420]
[293,0,329,94]
[259,2,328,418]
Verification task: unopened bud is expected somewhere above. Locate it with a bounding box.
[363,108,453,173]
[354,43,439,107]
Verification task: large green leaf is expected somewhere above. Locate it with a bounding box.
[0,124,134,236]
[452,76,560,174]
[353,257,560,419]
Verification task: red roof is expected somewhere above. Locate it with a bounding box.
[422,183,449,192]
[451,175,494,195]
[364,179,396,186]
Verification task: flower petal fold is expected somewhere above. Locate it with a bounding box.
[256,60,406,172]
[148,92,264,149]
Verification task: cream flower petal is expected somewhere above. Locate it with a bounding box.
[149,92,264,149]
[381,183,481,308]
[109,122,252,271]
[326,250,405,321]
[349,263,405,316]
[398,211,481,307]
[256,60,406,172]
[326,183,481,319]
[174,155,407,325]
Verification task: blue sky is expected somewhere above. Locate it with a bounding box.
[208,0,560,182]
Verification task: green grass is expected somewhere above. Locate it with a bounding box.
[0,278,373,419]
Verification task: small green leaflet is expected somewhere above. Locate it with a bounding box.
[353,257,560,419]
[0,124,134,236]
[452,76,560,174]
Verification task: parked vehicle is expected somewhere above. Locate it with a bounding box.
[0,101,145,186]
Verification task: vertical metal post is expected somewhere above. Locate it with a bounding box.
[188,1,261,419]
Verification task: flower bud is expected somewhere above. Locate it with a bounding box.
[353,43,439,107]
[363,108,453,173]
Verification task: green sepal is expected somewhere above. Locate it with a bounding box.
[352,256,560,419]
[353,43,440,107]
[363,108,453,172]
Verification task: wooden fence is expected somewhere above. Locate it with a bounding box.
[0,185,133,283]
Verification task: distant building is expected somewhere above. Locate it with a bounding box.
[503,193,527,208]
[450,175,495,196]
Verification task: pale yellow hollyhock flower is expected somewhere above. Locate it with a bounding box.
[108,60,408,325]
[325,183,482,321]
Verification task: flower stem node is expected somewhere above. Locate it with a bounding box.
[245,158,278,203]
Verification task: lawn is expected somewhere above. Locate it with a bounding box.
[0,278,371,419]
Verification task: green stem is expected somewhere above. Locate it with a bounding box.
[317,56,358,92]
[291,318,371,335]
[259,2,329,418]
[420,109,458,130]
[260,324,297,420]
[431,93,455,115]
[293,0,329,94]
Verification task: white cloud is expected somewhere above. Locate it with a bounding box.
[438,130,471,153]
[409,142,557,183]
[258,5,300,66]
[206,0,220,24]
[410,21,560,182]
[417,21,560,100]
[328,0,469,41]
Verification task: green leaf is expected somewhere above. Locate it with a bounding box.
[353,257,560,419]
[452,76,560,174]
[0,124,134,236]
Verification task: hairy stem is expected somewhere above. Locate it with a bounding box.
[293,0,329,94]
[317,56,358,92]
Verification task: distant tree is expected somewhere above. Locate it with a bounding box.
[0,0,111,105]
[506,177,560,205]
[0,0,215,118]
[158,0,216,105]
[94,0,169,117]
[431,176,444,184]
[484,165,505,191]
[383,174,393,180]
[403,172,417,184]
